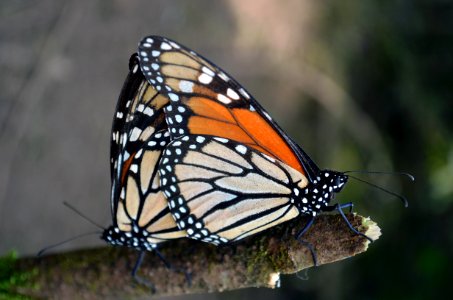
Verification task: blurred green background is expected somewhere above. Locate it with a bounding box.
[0,0,451,299]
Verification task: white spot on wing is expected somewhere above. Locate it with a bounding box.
[179,80,194,93]
[227,88,240,100]
[123,151,130,161]
[263,112,272,120]
[239,88,250,99]
[218,72,229,81]
[198,73,213,84]
[235,145,247,154]
[217,94,232,104]
[168,93,179,101]
[143,107,154,116]
[262,154,275,162]
[169,41,180,49]
[130,164,138,173]
[129,127,142,142]
[160,42,172,50]
[214,137,229,143]
[202,66,215,76]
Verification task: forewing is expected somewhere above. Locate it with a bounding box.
[137,36,309,175]
[110,54,170,215]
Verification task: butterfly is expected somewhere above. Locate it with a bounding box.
[102,53,188,285]
[135,36,372,263]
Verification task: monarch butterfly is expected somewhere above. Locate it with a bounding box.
[136,36,371,259]
[102,54,187,285]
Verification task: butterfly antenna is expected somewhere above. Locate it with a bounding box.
[63,201,104,230]
[346,175,409,208]
[344,170,415,182]
[37,231,101,257]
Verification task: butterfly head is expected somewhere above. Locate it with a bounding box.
[328,170,349,193]
[295,170,348,215]
[102,225,157,252]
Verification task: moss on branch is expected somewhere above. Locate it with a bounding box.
[1,213,380,299]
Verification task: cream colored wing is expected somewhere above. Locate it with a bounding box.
[159,135,308,245]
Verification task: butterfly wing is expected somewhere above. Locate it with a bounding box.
[137,36,319,180]
[159,135,308,244]
[106,55,183,249]
[113,129,186,244]
[110,54,170,215]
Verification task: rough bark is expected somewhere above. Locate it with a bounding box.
[1,213,380,299]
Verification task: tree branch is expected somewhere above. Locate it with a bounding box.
[1,214,380,299]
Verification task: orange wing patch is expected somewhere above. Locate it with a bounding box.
[233,109,303,173]
[188,97,235,123]
[186,97,304,174]
[121,154,135,185]
[137,36,306,175]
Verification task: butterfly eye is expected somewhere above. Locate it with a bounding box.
[333,175,348,192]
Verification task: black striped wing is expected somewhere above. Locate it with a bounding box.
[110,54,170,214]
[111,55,161,179]
[106,130,185,249]
[105,54,184,250]
[158,135,309,244]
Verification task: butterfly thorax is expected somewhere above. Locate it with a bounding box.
[102,225,157,252]
[295,170,348,216]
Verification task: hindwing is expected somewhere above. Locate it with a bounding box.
[158,135,308,244]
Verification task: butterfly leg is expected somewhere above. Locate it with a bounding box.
[331,202,373,242]
[295,216,318,266]
[155,249,192,286]
[296,216,315,240]
[323,202,353,213]
[131,251,156,292]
